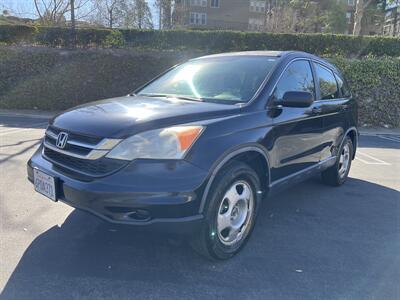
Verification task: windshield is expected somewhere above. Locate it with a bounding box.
[138,56,278,104]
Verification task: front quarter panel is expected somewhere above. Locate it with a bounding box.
[186,110,273,177]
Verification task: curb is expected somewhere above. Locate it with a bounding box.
[0,109,56,119]
[359,129,400,136]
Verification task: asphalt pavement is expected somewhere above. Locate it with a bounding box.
[0,112,399,300]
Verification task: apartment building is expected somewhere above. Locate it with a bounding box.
[175,0,266,31]
[176,0,383,34]
[383,4,400,36]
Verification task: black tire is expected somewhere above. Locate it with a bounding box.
[321,136,353,186]
[190,161,261,260]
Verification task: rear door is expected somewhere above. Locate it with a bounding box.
[312,62,349,161]
[268,59,325,182]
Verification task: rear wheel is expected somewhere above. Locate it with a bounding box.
[191,162,261,260]
[321,136,353,186]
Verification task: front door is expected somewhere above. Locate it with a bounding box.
[268,59,325,183]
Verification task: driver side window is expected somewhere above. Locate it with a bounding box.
[273,60,315,101]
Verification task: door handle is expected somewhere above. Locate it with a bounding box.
[312,107,322,114]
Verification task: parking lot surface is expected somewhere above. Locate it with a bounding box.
[0,113,399,300]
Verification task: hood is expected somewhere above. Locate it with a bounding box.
[51,96,240,138]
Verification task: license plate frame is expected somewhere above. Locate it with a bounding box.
[33,168,57,201]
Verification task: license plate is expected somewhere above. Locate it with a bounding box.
[34,169,57,201]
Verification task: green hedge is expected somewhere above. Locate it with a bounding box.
[330,56,400,127]
[0,47,195,110]
[1,25,400,57]
[0,46,399,127]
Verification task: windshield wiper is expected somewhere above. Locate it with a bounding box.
[139,93,204,102]
[173,96,204,102]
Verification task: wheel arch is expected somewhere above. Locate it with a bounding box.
[344,127,358,159]
[198,144,271,214]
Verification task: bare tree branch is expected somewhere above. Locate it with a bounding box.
[33,0,44,19]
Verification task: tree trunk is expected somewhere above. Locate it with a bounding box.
[162,0,172,29]
[353,0,364,35]
[314,3,320,33]
[70,0,76,48]
[159,3,162,29]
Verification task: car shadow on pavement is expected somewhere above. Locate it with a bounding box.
[0,138,42,149]
[0,140,41,164]
[1,177,399,300]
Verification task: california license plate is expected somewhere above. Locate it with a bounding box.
[34,169,57,201]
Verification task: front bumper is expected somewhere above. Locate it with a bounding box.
[28,146,209,234]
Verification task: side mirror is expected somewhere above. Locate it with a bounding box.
[281,91,313,108]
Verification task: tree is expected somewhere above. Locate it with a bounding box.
[154,0,173,29]
[121,0,153,29]
[92,0,153,29]
[353,0,398,35]
[324,1,348,33]
[33,0,93,26]
[33,0,70,25]
[93,0,125,28]
[171,0,187,28]
[353,0,372,35]
[135,0,153,29]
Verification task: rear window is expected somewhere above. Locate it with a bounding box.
[335,73,351,98]
[314,63,340,100]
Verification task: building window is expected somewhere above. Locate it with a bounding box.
[348,0,355,6]
[190,0,207,7]
[346,12,352,24]
[248,18,264,31]
[250,0,266,13]
[190,12,207,25]
[210,0,220,8]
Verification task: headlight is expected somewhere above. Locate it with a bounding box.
[106,126,204,161]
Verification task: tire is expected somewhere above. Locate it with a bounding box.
[321,136,353,186]
[190,161,261,260]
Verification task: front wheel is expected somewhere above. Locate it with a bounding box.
[321,136,353,186]
[190,162,261,260]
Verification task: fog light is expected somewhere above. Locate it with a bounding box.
[129,209,150,221]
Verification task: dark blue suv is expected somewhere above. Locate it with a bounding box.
[28,51,358,259]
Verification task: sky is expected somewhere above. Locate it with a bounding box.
[0,0,158,25]
[1,0,36,18]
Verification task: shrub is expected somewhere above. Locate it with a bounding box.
[0,46,192,110]
[0,25,34,44]
[329,56,400,127]
[0,25,399,57]
[0,46,398,127]
[103,30,125,48]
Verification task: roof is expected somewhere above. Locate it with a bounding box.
[194,51,286,60]
[191,50,341,74]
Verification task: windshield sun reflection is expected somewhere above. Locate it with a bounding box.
[172,64,203,98]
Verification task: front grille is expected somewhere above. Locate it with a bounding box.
[43,125,123,176]
[47,125,102,145]
[43,147,127,177]
[44,136,92,156]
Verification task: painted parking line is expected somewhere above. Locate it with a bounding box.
[377,135,400,143]
[355,151,391,165]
